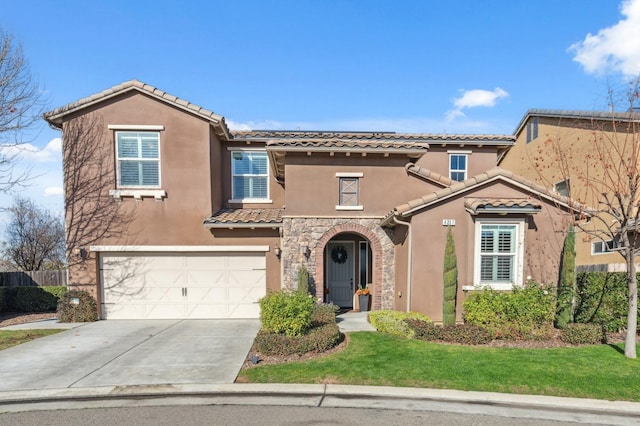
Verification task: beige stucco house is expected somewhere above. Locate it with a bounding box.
[44,81,584,322]
[500,109,639,271]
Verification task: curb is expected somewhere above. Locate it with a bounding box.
[1,384,639,424]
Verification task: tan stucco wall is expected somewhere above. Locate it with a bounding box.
[284,154,440,217]
[60,92,281,294]
[405,180,571,322]
[500,116,632,266]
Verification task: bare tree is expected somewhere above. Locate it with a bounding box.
[529,82,640,358]
[3,196,65,271]
[0,29,45,192]
[62,114,132,269]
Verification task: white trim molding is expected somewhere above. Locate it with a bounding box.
[335,172,364,178]
[90,245,270,252]
[336,205,364,211]
[108,124,165,131]
[228,199,273,204]
[109,189,167,201]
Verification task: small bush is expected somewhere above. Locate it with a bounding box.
[311,303,339,326]
[57,290,98,322]
[439,324,492,345]
[405,319,441,341]
[463,282,556,340]
[574,272,629,332]
[259,290,315,337]
[13,287,66,312]
[560,323,605,345]
[368,310,431,338]
[297,265,310,294]
[254,323,342,356]
[0,288,10,313]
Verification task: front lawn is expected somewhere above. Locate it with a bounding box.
[238,332,640,401]
[0,329,64,351]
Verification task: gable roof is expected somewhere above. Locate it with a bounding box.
[44,80,232,139]
[513,108,640,137]
[405,164,453,187]
[381,167,590,226]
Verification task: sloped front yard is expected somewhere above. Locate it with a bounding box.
[237,332,640,401]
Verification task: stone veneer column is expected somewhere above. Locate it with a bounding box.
[281,217,395,310]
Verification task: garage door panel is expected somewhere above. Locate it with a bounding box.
[101,251,266,319]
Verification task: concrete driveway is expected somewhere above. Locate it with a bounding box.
[0,319,260,391]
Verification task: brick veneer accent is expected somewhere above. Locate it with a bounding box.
[315,223,384,310]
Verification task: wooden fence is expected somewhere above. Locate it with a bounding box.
[0,270,68,287]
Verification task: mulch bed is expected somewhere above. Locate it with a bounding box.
[0,312,57,328]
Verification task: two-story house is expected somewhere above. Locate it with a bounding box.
[44,81,584,322]
[500,109,639,272]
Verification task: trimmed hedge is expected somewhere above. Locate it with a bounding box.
[57,290,98,322]
[259,290,315,337]
[463,282,556,340]
[560,323,605,345]
[405,319,492,345]
[574,272,630,332]
[254,323,342,356]
[368,310,431,338]
[311,303,339,326]
[0,286,66,313]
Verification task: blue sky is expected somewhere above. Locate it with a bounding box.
[1,0,639,224]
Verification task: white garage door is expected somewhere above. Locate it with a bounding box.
[100,252,266,319]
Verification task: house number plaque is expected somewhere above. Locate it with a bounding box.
[442,219,456,226]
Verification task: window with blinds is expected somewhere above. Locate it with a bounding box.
[479,224,516,283]
[116,132,160,187]
[231,151,268,200]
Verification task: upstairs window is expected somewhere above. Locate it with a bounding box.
[449,154,467,181]
[231,151,269,201]
[526,118,539,143]
[339,177,359,206]
[553,179,570,197]
[116,132,160,187]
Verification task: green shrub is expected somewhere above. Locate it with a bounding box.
[368,310,431,338]
[463,282,556,340]
[439,324,492,345]
[297,265,310,295]
[405,318,441,341]
[560,323,605,345]
[555,225,576,329]
[259,290,315,337]
[12,287,59,312]
[57,290,98,322]
[574,272,629,332]
[254,323,342,356]
[443,226,458,325]
[0,287,9,313]
[311,303,339,326]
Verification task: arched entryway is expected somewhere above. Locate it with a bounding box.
[315,223,383,310]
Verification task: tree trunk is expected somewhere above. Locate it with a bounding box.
[625,248,637,359]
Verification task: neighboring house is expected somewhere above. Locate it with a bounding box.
[44,81,583,322]
[499,109,639,272]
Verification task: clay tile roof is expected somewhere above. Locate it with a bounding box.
[203,208,284,228]
[405,164,453,187]
[381,167,591,227]
[232,130,514,146]
[464,198,542,215]
[44,79,231,139]
[265,138,430,152]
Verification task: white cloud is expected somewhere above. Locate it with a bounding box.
[44,186,64,196]
[570,0,640,76]
[446,88,509,121]
[0,137,62,163]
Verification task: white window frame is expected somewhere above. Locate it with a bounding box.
[592,239,615,255]
[448,152,469,182]
[526,118,539,143]
[336,172,363,211]
[115,131,161,189]
[229,149,271,203]
[469,219,525,290]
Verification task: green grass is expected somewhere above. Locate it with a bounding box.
[0,329,64,350]
[238,332,640,401]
